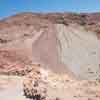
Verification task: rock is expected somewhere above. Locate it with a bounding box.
[1,13,100,79]
[1,12,100,100]
[23,65,100,100]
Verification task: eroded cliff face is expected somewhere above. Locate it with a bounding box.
[0,12,100,79]
[56,24,100,79]
[1,12,100,100]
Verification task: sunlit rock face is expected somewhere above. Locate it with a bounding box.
[32,24,59,70]
[31,24,69,74]
[0,12,100,79]
[31,22,100,80]
[57,24,100,80]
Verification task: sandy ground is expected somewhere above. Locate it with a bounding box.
[0,68,100,100]
[23,67,100,100]
[0,75,28,100]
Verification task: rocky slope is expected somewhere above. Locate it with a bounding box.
[0,12,100,79]
[0,12,100,100]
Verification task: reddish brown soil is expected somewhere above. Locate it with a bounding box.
[0,49,32,75]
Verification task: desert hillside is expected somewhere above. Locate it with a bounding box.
[0,12,100,100]
[0,12,100,79]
